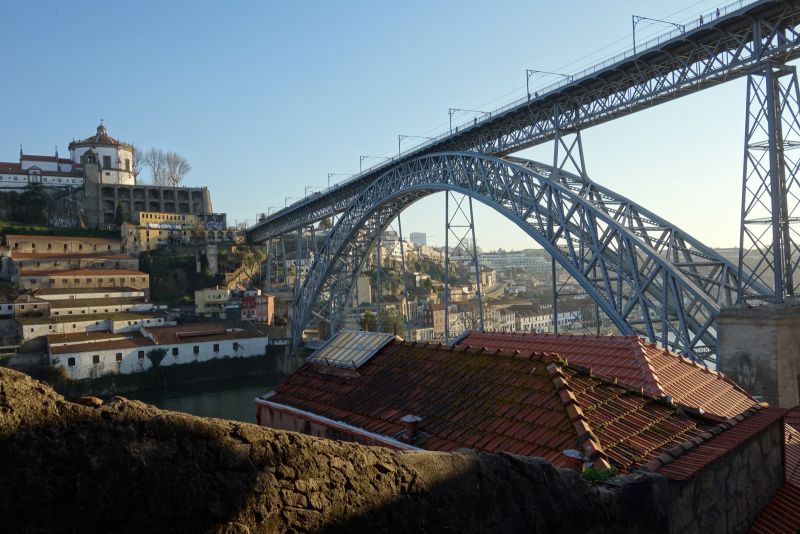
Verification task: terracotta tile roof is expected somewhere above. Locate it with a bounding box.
[749,483,800,534]
[49,334,154,355]
[786,408,800,488]
[268,340,723,471]
[5,234,121,243]
[12,252,134,260]
[35,287,142,296]
[649,406,786,481]
[456,331,756,419]
[19,269,146,277]
[0,162,22,172]
[144,322,264,345]
[20,155,73,164]
[47,330,129,344]
[49,297,145,309]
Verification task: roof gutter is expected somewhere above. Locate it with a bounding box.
[256,394,423,451]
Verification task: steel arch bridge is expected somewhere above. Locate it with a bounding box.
[293,152,770,363]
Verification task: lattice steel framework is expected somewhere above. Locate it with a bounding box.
[739,65,800,303]
[443,192,484,341]
[292,152,771,362]
[248,1,800,242]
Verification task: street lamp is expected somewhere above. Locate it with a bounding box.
[632,15,685,55]
[448,108,490,133]
[284,196,298,207]
[327,172,354,187]
[526,69,574,100]
[398,134,434,156]
[360,155,391,173]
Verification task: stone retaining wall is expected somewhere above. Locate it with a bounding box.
[0,368,783,533]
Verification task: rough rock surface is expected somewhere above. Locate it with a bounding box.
[0,368,667,533]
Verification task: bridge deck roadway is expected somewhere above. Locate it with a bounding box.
[248,0,800,242]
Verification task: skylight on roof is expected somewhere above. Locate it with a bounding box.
[307,331,395,369]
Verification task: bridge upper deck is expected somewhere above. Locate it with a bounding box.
[248,0,800,242]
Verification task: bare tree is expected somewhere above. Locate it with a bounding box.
[163,151,191,187]
[141,148,168,186]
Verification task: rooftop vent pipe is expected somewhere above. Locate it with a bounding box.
[400,414,422,441]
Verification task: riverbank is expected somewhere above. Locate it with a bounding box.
[34,349,298,400]
[127,374,284,423]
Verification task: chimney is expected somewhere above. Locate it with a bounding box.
[400,414,422,441]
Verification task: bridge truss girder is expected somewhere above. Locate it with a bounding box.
[248,1,800,242]
[293,152,769,363]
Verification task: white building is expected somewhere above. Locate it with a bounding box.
[48,322,268,380]
[68,122,135,185]
[0,122,136,192]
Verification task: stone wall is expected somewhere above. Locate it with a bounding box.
[718,305,800,406]
[0,368,783,533]
[665,417,784,534]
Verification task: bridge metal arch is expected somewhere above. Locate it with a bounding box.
[295,152,741,363]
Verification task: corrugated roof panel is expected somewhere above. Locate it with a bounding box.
[306,330,395,369]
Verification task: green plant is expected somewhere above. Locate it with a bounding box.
[0,355,11,367]
[581,466,618,484]
[147,348,168,367]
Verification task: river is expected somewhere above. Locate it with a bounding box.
[128,373,285,423]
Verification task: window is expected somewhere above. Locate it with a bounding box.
[33,305,38,310]
[86,278,92,283]
[103,155,111,169]
[193,346,199,354]
[78,244,83,251]
[233,342,239,351]
[116,353,123,362]
[92,355,100,364]
[68,357,75,367]
[213,344,219,352]
[125,158,131,171]
[49,279,55,284]
[47,243,52,250]
[172,348,179,356]
[137,351,145,360]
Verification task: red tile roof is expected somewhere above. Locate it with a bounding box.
[457,332,756,419]
[19,269,146,277]
[145,322,264,345]
[12,252,134,260]
[268,340,726,471]
[21,155,74,164]
[5,234,120,243]
[786,408,800,488]
[749,483,800,534]
[0,162,22,173]
[650,406,786,480]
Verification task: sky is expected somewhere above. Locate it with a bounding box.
[1,0,784,251]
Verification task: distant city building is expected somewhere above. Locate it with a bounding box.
[242,288,275,325]
[195,287,231,319]
[410,233,427,246]
[478,252,554,273]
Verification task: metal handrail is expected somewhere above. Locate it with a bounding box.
[262,0,758,225]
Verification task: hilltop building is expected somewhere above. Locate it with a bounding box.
[1,123,214,227]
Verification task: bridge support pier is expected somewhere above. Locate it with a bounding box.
[739,64,800,303]
[443,191,484,342]
[718,306,800,407]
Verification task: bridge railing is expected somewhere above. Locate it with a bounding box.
[262,0,758,225]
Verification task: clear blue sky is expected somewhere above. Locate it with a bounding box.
[2,0,783,250]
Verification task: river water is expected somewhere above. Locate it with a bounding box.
[128,374,285,424]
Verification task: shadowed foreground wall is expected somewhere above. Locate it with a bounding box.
[0,368,765,533]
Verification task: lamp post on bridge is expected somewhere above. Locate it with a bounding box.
[631,15,685,55]
[448,108,490,134]
[398,134,434,156]
[327,172,354,188]
[360,155,391,173]
[526,69,574,100]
